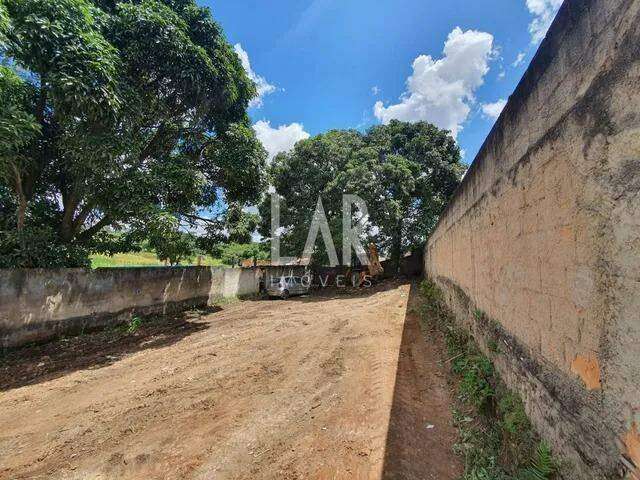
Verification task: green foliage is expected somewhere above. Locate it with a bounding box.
[0,0,266,267]
[198,203,261,254]
[454,354,495,410]
[0,66,40,191]
[259,129,364,265]
[138,212,196,265]
[346,121,464,270]
[261,121,465,267]
[418,279,560,480]
[498,393,530,436]
[126,316,142,334]
[151,231,196,266]
[419,278,444,306]
[217,242,268,267]
[517,442,557,480]
[117,315,142,334]
[487,339,501,354]
[194,202,267,266]
[0,225,89,267]
[452,409,508,480]
[0,1,8,46]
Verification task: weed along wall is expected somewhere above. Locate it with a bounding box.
[0,266,264,349]
[424,0,640,478]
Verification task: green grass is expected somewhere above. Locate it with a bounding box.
[418,280,560,480]
[90,251,225,268]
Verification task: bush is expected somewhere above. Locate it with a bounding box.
[454,354,495,410]
[0,226,90,268]
[498,392,530,436]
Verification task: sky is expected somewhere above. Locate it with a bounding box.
[207,0,562,165]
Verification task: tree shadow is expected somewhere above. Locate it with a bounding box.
[0,307,217,392]
[381,282,463,480]
[250,276,421,304]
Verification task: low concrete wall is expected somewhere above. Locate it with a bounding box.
[425,0,640,478]
[0,266,263,349]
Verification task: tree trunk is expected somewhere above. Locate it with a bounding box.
[12,164,27,231]
[60,192,80,242]
[391,218,403,275]
[16,198,26,231]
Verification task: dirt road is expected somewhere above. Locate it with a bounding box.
[0,281,462,480]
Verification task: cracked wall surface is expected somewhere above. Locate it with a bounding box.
[425,0,640,477]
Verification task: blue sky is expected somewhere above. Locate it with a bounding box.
[206,0,562,165]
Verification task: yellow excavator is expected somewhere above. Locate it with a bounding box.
[348,243,384,287]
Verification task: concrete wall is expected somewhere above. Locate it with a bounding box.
[425,0,640,477]
[0,266,264,349]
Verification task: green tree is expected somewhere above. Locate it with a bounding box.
[0,66,41,231]
[258,130,364,265]
[194,202,262,260]
[197,203,259,245]
[345,120,463,271]
[0,0,266,267]
[142,213,196,266]
[261,121,464,269]
[218,242,268,267]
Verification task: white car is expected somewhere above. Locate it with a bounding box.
[266,276,310,299]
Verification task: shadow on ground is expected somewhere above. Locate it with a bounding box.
[381,282,463,480]
[0,308,217,392]
[254,276,417,303]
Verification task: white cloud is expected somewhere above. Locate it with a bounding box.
[373,27,495,138]
[512,51,527,67]
[526,0,563,44]
[481,99,507,119]
[253,120,310,161]
[371,86,381,96]
[234,43,277,108]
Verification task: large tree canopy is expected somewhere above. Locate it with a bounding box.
[260,120,465,270]
[259,129,364,265]
[0,0,267,267]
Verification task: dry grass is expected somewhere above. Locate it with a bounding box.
[90,251,224,268]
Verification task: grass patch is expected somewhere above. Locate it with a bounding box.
[418,279,560,480]
[90,251,224,268]
[125,316,143,334]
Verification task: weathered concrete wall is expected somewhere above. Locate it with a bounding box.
[0,266,262,349]
[425,0,640,477]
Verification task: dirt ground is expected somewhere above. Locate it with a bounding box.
[0,281,462,480]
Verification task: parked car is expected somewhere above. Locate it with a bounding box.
[267,276,310,299]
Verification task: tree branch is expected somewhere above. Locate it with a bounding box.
[178,212,219,225]
[72,203,95,233]
[12,163,26,231]
[35,74,47,126]
[77,215,112,242]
